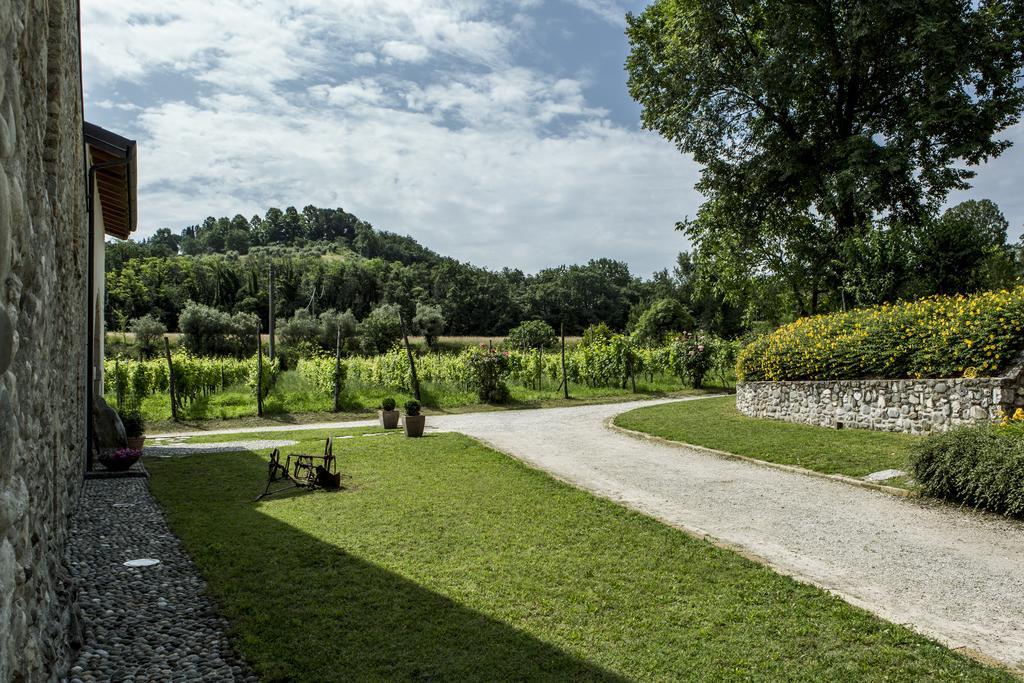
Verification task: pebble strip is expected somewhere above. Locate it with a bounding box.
[66,478,257,682]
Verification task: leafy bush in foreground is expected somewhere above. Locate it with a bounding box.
[737,287,1024,381]
[910,420,1024,517]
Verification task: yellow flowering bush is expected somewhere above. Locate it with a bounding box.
[737,286,1024,381]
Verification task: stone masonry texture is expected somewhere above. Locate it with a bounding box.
[0,0,89,679]
[736,366,1024,435]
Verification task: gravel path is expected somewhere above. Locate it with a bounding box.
[145,439,299,458]
[430,399,1024,673]
[67,478,256,682]
[144,396,1024,672]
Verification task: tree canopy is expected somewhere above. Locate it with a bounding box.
[626,0,1024,314]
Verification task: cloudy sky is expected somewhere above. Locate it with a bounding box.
[82,0,1023,277]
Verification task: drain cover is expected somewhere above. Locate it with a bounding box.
[123,558,161,568]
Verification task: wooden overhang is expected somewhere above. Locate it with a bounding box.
[84,121,138,239]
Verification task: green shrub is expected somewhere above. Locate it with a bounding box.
[631,299,695,346]
[737,287,1024,381]
[179,302,259,357]
[466,348,512,403]
[120,409,145,438]
[581,322,614,347]
[382,397,396,411]
[404,400,421,416]
[412,303,446,351]
[504,320,557,350]
[910,423,1024,517]
[359,304,403,355]
[667,332,714,388]
[130,315,167,357]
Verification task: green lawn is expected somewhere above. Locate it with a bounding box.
[614,396,918,480]
[145,429,1005,681]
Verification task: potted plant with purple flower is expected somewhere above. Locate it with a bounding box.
[99,447,142,472]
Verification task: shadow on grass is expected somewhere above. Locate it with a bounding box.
[155,451,627,682]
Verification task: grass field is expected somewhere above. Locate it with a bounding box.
[146,429,1007,681]
[614,396,918,482]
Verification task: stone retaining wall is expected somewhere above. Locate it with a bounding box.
[737,369,1024,435]
[1,0,88,680]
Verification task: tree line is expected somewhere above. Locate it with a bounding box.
[107,197,1024,348]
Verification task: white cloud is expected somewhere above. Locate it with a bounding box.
[309,79,390,107]
[405,69,606,131]
[380,41,431,63]
[83,0,703,274]
[563,0,628,25]
[130,77,698,273]
[82,0,517,94]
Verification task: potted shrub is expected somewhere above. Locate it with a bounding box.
[121,410,146,449]
[99,447,142,472]
[401,400,425,437]
[379,397,400,429]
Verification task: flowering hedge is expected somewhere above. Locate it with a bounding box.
[737,287,1024,381]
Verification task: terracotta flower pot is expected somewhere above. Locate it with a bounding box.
[378,409,400,429]
[126,436,146,449]
[402,414,425,437]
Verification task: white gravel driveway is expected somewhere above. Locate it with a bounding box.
[153,396,1024,672]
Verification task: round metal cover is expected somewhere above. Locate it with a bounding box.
[123,558,160,568]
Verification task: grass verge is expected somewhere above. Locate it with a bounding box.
[614,396,919,481]
[146,430,1005,681]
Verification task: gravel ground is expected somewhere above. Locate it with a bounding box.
[142,396,1024,672]
[67,478,256,682]
[144,439,298,458]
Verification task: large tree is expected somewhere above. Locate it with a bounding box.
[626,0,1024,313]
[915,199,1016,295]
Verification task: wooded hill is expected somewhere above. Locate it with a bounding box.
[104,205,744,338]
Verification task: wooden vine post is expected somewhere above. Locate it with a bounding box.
[399,310,421,401]
[163,336,178,421]
[114,356,122,409]
[255,324,264,417]
[268,260,276,360]
[628,344,637,393]
[333,326,342,412]
[560,322,569,399]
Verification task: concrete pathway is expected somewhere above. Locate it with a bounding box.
[151,397,1024,672]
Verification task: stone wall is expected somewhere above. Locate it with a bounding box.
[1,0,88,680]
[737,365,1024,435]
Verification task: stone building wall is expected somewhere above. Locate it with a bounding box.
[736,365,1024,435]
[1,0,88,680]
